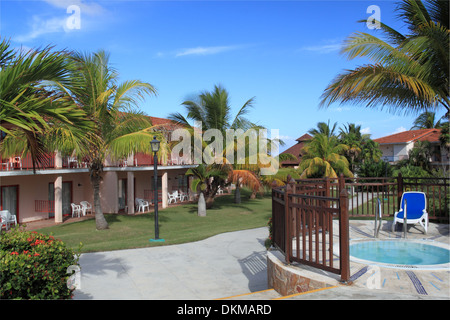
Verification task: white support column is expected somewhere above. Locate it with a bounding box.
[54,175,63,223]
[55,151,62,169]
[127,171,135,214]
[162,171,168,208]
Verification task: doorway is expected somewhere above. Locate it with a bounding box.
[1,185,19,221]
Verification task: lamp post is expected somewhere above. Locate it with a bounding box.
[150,136,164,242]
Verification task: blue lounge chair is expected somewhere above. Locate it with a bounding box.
[392,191,428,234]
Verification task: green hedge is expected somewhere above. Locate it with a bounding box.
[0,228,81,299]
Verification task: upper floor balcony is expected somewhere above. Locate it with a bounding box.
[0,151,194,174]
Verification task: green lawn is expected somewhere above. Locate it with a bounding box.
[36,190,272,253]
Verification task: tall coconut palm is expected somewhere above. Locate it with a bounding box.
[298,134,353,179]
[170,85,256,134]
[410,111,445,129]
[308,120,337,138]
[0,39,92,170]
[61,50,158,230]
[320,0,449,116]
[169,85,263,207]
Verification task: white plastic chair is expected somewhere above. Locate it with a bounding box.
[71,203,82,218]
[67,157,78,168]
[80,201,92,216]
[1,161,12,171]
[0,210,17,230]
[179,191,188,202]
[135,198,149,212]
[168,191,178,204]
[217,187,224,195]
[392,191,428,234]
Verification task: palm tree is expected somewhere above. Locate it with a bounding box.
[338,123,371,171]
[0,39,92,170]
[170,85,256,134]
[298,134,353,179]
[228,169,262,203]
[408,140,434,171]
[308,120,337,138]
[61,50,158,230]
[320,0,449,116]
[410,111,444,129]
[186,163,231,213]
[169,85,263,207]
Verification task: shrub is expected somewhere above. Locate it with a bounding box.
[0,227,81,299]
[265,217,273,249]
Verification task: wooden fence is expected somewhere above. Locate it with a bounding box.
[272,176,350,283]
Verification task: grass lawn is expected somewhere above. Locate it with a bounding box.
[36,190,272,253]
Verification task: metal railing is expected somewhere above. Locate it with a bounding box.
[1,152,195,172]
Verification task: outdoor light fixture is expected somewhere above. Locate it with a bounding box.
[150,136,160,153]
[150,136,164,242]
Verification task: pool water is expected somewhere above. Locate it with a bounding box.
[350,240,450,266]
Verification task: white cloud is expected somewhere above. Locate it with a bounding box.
[392,126,407,134]
[329,106,351,112]
[175,45,239,57]
[14,15,68,42]
[361,127,371,134]
[43,0,104,16]
[300,43,341,54]
[14,0,105,42]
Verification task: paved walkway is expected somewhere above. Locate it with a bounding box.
[73,228,269,300]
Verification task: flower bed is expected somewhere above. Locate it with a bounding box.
[0,228,81,299]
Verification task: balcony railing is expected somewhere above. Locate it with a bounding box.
[1,152,193,172]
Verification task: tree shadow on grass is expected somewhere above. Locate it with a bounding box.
[186,196,270,216]
[104,212,171,227]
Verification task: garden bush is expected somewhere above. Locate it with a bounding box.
[0,227,81,299]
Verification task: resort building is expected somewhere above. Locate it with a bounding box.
[373,128,449,167]
[279,134,312,168]
[0,116,196,225]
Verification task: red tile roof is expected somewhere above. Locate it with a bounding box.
[373,129,441,144]
[280,133,312,165]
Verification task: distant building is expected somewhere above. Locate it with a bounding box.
[279,133,312,168]
[373,128,449,167]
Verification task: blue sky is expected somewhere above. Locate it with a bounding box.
[1,0,447,152]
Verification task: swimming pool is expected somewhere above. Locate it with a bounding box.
[349,240,450,269]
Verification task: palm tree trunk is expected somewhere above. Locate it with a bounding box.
[205,194,215,209]
[198,192,206,217]
[234,185,241,204]
[91,176,109,230]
